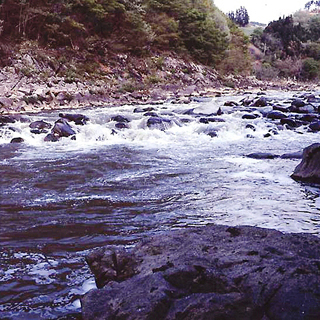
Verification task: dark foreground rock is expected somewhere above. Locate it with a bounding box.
[82,224,320,320]
[291,143,320,184]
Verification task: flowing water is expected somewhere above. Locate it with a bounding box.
[1,91,320,319]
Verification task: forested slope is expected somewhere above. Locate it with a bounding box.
[0,0,251,83]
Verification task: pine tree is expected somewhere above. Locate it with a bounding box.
[228,6,249,27]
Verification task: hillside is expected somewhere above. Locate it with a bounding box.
[0,0,256,113]
[0,1,251,77]
[251,8,320,80]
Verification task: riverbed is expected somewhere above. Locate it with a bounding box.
[1,90,320,319]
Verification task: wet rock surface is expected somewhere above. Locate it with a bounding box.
[291,143,320,184]
[82,224,320,320]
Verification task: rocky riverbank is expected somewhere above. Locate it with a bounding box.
[1,50,320,115]
[82,224,320,320]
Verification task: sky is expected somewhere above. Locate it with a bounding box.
[214,0,309,24]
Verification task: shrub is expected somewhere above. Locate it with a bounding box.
[253,62,279,80]
[301,57,320,80]
[274,58,302,79]
[305,42,320,60]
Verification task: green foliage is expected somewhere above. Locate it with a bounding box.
[301,57,320,79]
[249,10,320,80]
[145,0,231,65]
[305,42,320,60]
[218,24,251,75]
[0,0,249,71]
[251,28,264,47]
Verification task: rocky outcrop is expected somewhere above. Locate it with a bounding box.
[291,143,320,184]
[82,224,320,320]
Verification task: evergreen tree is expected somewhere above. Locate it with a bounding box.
[305,1,320,10]
[228,6,249,27]
[236,6,249,27]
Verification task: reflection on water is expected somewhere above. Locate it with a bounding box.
[1,92,320,319]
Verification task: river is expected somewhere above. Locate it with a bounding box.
[1,90,320,319]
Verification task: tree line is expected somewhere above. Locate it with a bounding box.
[0,0,251,69]
[251,6,320,80]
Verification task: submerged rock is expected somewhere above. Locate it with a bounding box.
[115,122,128,129]
[44,133,59,142]
[147,117,172,130]
[111,115,130,123]
[224,101,238,106]
[247,152,279,159]
[199,117,225,124]
[280,151,303,159]
[206,129,218,138]
[291,98,306,108]
[291,143,320,184]
[82,224,320,320]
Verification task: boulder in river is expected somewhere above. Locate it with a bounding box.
[247,152,279,159]
[200,117,225,124]
[0,115,16,125]
[111,115,130,123]
[44,133,59,142]
[266,111,287,120]
[206,129,218,138]
[309,120,320,132]
[291,143,320,184]
[224,101,238,107]
[10,137,24,143]
[59,113,89,125]
[280,118,303,128]
[290,104,315,114]
[115,122,129,129]
[147,117,172,130]
[52,119,76,137]
[253,96,268,107]
[29,120,52,130]
[242,113,259,120]
[82,224,320,320]
[291,98,306,108]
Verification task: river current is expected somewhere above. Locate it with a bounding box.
[1,90,320,319]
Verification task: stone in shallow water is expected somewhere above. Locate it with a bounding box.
[266,111,287,120]
[10,137,24,143]
[29,120,52,130]
[44,133,59,142]
[247,152,279,159]
[59,113,89,125]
